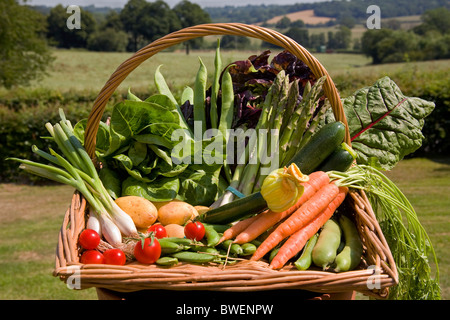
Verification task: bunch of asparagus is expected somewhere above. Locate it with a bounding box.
[213,71,329,207]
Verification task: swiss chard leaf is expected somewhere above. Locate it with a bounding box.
[325,77,435,170]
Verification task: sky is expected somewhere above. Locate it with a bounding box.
[25,0,327,9]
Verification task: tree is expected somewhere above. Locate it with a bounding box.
[102,10,124,32]
[173,0,211,54]
[47,4,97,48]
[0,0,54,88]
[87,28,128,52]
[276,16,291,29]
[120,0,147,51]
[327,26,351,50]
[137,1,181,44]
[221,35,251,50]
[285,27,309,48]
[121,0,181,51]
[413,7,450,36]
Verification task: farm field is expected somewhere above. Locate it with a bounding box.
[0,48,448,300]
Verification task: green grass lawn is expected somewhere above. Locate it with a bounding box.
[0,157,447,300]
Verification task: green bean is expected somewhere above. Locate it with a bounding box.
[218,65,234,183]
[241,243,257,256]
[163,237,194,246]
[158,238,185,254]
[334,215,363,272]
[220,240,243,256]
[269,247,280,263]
[204,224,221,247]
[171,251,215,264]
[250,239,262,247]
[181,86,194,105]
[193,57,207,135]
[154,65,191,133]
[210,39,221,129]
[312,218,342,270]
[294,233,319,271]
[203,223,231,234]
[156,256,179,266]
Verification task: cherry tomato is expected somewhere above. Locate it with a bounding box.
[147,224,167,239]
[78,229,101,250]
[184,221,205,241]
[80,250,104,264]
[103,248,126,265]
[134,237,161,264]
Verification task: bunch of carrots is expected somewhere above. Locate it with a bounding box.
[218,171,348,269]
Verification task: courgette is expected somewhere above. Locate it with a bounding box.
[286,121,346,174]
[200,192,266,224]
[317,142,357,172]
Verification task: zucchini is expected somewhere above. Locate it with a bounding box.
[286,121,346,174]
[317,142,357,172]
[200,192,266,224]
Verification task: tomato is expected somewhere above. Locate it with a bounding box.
[103,248,126,265]
[184,221,205,241]
[78,229,101,250]
[147,224,167,239]
[80,250,104,264]
[134,237,161,264]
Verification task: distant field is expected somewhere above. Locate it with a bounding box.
[265,9,336,25]
[24,49,372,96]
[18,49,448,100]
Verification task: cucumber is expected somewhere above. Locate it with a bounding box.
[200,192,267,224]
[286,121,346,174]
[317,142,357,173]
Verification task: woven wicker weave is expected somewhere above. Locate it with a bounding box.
[53,23,398,299]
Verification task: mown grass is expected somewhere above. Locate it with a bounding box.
[0,158,448,300]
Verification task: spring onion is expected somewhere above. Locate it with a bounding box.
[7,109,138,247]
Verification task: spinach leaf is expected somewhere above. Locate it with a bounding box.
[105,100,181,156]
[177,164,222,206]
[121,175,180,202]
[99,167,122,199]
[73,119,110,153]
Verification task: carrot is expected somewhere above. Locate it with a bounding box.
[250,182,340,262]
[269,186,349,269]
[218,214,262,244]
[234,171,330,244]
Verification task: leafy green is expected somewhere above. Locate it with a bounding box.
[122,175,180,202]
[75,90,224,205]
[324,76,435,170]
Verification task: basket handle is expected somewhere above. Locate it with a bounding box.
[84,23,350,160]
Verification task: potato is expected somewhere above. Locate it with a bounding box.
[157,201,198,226]
[164,224,185,238]
[194,205,210,216]
[152,199,182,211]
[115,196,158,229]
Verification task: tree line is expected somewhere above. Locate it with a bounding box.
[46,0,211,53]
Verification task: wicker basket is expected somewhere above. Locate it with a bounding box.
[53,23,398,299]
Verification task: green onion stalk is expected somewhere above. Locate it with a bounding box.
[7,109,138,247]
[329,164,441,300]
